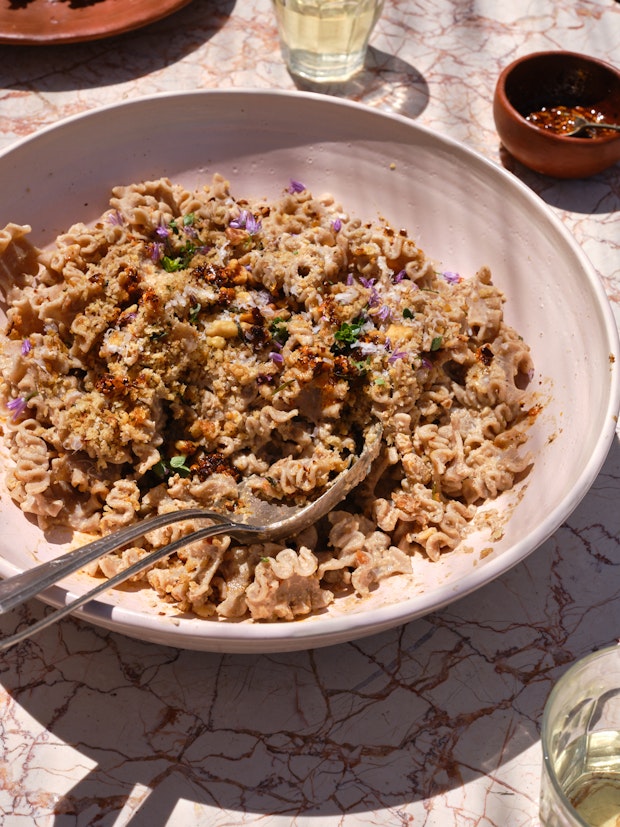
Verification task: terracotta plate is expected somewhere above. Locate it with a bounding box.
[0,0,194,45]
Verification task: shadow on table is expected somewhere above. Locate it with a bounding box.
[1,435,619,825]
[0,0,235,91]
[290,46,430,121]
[497,145,620,215]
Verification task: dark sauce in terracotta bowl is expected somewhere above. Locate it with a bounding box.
[493,51,620,177]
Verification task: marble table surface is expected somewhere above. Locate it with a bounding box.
[0,0,619,824]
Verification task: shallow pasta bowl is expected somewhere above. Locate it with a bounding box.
[0,90,618,653]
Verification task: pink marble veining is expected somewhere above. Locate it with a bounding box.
[0,0,619,824]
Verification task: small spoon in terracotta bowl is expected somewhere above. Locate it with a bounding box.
[563,116,620,137]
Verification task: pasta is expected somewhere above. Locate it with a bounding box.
[0,175,535,620]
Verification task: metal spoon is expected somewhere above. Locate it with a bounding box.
[0,422,382,650]
[563,117,620,137]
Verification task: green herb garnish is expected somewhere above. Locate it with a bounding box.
[334,317,366,345]
[350,356,371,374]
[269,317,289,345]
[430,336,443,351]
[153,454,191,479]
[169,454,191,476]
[162,256,183,272]
[272,379,295,396]
[161,242,197,273]
[152,459,168,478]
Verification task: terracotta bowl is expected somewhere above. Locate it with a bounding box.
[493,51,620,178]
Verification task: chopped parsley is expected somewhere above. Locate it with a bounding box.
[334,317,366,345]
[269,317,289,346]
[161,243,197,272]
[350,356,371,374]
[168,214,195,235]
[155,213,202,271]
[430,336,443,351]
[153,454,191,478]
[170,454,191,475]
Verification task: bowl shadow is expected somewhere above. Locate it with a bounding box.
[498,144,620,214]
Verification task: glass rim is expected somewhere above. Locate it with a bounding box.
[540,642,620,826]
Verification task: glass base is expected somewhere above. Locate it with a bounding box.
[282,45,366,83]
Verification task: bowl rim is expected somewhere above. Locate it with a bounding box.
[495,49,620,145]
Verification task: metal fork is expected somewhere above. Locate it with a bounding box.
[0,423,382,651]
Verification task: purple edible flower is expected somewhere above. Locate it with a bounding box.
[443,270,461,284]
[107,210,124,226]
[346,273,354,286]
[269,351,284,364]
[256,374,274,385]
[229,211,245,229]
[420,356,433,370]
[359,277,380,308]
[373,305,391,322]
[388,350,407,364]
[155,222,170,239]
[6,397,27,421]
[150,242,164,262]
[21,339,32,356]
[246,213,262,235]
[393,269,406,283]
[287,179,306,194]
[120,311,137,327]
[230,210,262,235]
[332,218,342,232]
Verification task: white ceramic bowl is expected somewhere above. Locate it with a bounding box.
[0,90,618,653]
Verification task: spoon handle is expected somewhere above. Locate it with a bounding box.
[587,122,620,132]
[571,121,620,136]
